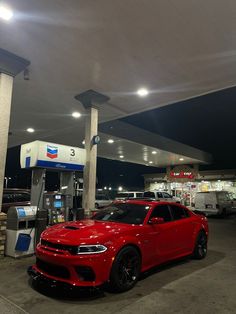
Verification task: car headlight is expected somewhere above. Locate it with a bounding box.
[76,244,107,254]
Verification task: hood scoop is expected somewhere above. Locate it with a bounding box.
[64,226,80,230]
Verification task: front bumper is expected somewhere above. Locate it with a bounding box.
[31,244,113,287]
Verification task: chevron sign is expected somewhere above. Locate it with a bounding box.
[46,145,58,159]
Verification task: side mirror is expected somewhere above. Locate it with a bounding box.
[149,217,165,225]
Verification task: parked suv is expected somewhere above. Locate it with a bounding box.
[143,191,180,203]
[95,194,112,208]
[2,189,31,213]
[194,191,232,216]
[115,191,144,200]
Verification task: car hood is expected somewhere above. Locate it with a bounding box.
[41,219,135,246]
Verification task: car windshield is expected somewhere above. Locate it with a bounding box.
[92,203,150,225]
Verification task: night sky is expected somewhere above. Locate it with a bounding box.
[5,86,236,190]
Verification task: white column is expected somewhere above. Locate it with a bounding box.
[0,73,13,211]
[82,106,98,217]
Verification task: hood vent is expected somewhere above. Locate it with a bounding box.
[64,226,80,230]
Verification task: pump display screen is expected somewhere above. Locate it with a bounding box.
[54,201,62,208]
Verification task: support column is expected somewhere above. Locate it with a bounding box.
[75,90,109,218]
[82,107,98,216]
[0,73,13,211]
[0,48,30,211]
[31,169,46,209]
[60,171,75,220]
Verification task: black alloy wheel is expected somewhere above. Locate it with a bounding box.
[109,246,141,292]
[193,231,208,259]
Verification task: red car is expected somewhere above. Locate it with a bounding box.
[28,200,208,292]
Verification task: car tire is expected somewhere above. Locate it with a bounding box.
[109,246,141,293]
[193,231,207,260]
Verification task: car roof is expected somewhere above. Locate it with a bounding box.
[4,188,30,193]
[114,199,180,207]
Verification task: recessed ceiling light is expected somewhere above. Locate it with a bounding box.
[26,128,35,133]
[152,151,157,155]
[179,158,184,161]
[107,139,114,144]
[0,5,13,21]
[119,155,124,159]
[82,140,85,145]
[149,161,153,164]
[137,88,149,97]
[72,111,81,118]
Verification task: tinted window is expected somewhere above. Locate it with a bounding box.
[136,193,143,197]
[150,205,172,222]
[96,195,107,200]
[143,192,155,198]
[157,192,163,198]
[128,193,134,198]
[163,192,172,198]
[2,193,15,203]
[2,193,13,203]
[169,205,187,220]
[92,203,150,225]
[13,193,30,202]
[116,193,128,198]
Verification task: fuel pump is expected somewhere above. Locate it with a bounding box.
[43,193,73,225]
[20,140,86,245]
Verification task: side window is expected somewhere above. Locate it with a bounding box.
[163,192,172,198]
[143,192,155,198]
[169,205,187,220]
[3,193,14,203]
[13,193,30,202]
[150,205,172,222]
[225,193,230,201]
[157,192,163,198]
[128,193,134,198]
[136,193,143,197]
[2,193,12,203]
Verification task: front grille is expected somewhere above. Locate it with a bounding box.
[36,258,70,279]
[41,239,78,255]
[75,266,96,282]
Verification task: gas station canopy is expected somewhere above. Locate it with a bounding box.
[1,0,235,165]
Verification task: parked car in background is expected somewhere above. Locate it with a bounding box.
[2,189,31,213]
[115,191,143,200]
[229,193,236,210]
[29,199,208,293]
[194,191,233,217]
[95,194,112,208]
[143,190,181,203]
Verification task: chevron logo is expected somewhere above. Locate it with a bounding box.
[46,145,58,159]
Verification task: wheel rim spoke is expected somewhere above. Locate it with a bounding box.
[198,235,207,256]
[118,252,139,286]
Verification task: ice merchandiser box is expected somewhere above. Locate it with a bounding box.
[20,141,86,171]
